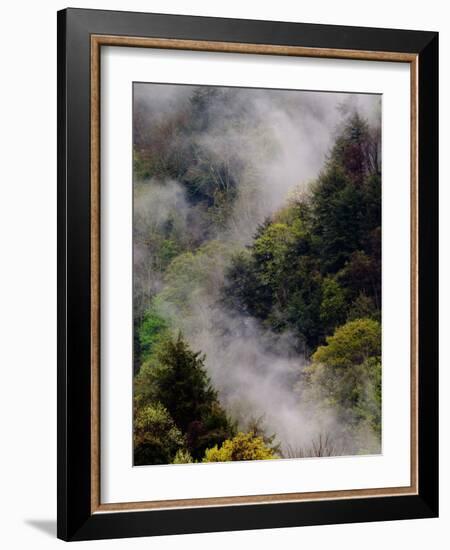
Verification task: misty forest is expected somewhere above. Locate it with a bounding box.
[132,83,382,466]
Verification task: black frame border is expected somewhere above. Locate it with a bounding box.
[57,8,438,541]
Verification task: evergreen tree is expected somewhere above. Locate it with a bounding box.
[135,333,235,460]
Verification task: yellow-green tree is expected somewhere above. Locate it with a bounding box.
[134,402,184,466]
[203,432,277,462]
[304,318,381,437]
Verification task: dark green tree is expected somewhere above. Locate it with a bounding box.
[135,333,235,460]
[310,166,365,273]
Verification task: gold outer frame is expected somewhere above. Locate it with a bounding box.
[90,35,419,514]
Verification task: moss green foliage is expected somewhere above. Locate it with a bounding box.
[312,318,381,368]
[319,277,346,335]
[203,432,277,462]
[304,319,381,436]
[134,403,184,466]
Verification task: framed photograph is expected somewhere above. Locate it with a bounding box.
[57,8,438,541]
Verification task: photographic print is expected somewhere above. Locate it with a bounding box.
[58,11,438,539]
[132,83,382,467]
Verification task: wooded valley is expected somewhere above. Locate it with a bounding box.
[132,84,382,465]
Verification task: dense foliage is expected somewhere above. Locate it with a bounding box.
[135,334,235,462]
[203,432,277,462]
[303,319,382,445]
[133,86,382,464]
[134,402,184,466]
[224,113,381,353]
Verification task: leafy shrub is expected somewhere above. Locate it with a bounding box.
[134,403,184,466]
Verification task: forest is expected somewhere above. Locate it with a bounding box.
[132,84,382,465]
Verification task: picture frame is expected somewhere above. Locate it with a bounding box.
[57,7,438,541]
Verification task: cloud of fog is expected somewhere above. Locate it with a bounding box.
[134,180,191,313]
